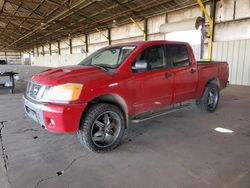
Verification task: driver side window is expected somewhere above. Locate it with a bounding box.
[132,45,165,72]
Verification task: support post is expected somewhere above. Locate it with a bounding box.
[95,28,109,41]
[144,18,148,41]
[197,0,214,60]
[210,0,216,42]
[49,43,52,56]
[108,28,111,45]
[69,38,72,54]
[85,34,88,53]
[4,51,7,62]
[42,45,45,56]
[58,41,61,55]
[200,11,205,59]
[129,17,147,41]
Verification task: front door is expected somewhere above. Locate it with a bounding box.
[132,45,174,114]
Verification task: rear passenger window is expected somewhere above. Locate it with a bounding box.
[166,44,190,67]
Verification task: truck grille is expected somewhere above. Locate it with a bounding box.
[26,81,44,100]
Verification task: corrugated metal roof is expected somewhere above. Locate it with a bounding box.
[0,0,203,51]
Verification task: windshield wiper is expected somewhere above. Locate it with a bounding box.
[89,64,109,71]
[97,64,116,69]
[91,64,117,71]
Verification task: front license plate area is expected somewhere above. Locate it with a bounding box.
[25,106,38,122]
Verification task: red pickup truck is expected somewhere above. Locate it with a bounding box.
[24,40,229,152]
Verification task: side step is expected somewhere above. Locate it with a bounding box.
[131,103,191,123]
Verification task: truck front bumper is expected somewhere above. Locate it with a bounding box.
[23,95,87,133]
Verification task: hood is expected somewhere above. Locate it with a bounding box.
[31,65,109,86]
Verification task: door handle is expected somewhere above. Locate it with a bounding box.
[190,69,196,74]
[165,73,172,78]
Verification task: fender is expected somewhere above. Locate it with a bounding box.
[196,77,220,99]
[83,93,130,128]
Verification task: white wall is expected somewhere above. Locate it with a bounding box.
[213,39,250,86]
[215,20,250,41]
[212,0,250,86]
[33,53,86,67]
[214,0,250,41]
[0,51,21,64]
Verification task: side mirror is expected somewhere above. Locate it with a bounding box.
[132,60,149,72]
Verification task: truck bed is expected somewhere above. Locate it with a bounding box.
[197,61,227,64]
[196,61,229,96]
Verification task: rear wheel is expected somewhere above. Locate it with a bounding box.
[196,83,219,113]
[77,103,125,153]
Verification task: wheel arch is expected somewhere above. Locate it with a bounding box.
[197,77,220,99]
[205,77,220,88]
[80,93,129,129]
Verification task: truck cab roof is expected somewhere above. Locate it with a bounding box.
[111,40,191,48]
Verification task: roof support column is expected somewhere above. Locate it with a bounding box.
[85,34,88,53]
[144,18,148,41]
[69,38,72,54]
[42,45,44,56]
[200,11,205,59]
[197,0,214,60]
[129,17,147,41]
[49,43,52,56]
[4,51,7,62]
[58,41,61,55]
[108,28,111,46]
[210,0,216,42]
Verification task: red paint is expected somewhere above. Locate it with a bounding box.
[42,103,87,133]
[28,40,229,133]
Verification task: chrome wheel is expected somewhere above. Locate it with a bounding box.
[207,88,218,110]
[91,111,121,148]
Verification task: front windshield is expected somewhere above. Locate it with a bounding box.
[79,46,136,70]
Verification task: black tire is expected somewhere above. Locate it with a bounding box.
[77,103,125,153]
[196,83,220,113]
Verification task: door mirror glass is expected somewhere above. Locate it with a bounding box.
[132,60,149,72]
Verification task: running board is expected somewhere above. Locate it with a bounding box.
[131,103,191,123]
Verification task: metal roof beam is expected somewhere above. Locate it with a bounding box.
[1,0,95,50]
[0,13,44,20]
[0,0,7,13]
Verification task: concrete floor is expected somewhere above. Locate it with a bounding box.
[0,65,250,188]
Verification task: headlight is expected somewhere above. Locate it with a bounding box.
[36,85,50,101]
[49,83,83,103]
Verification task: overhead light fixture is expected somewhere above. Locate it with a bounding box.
[112,19,118,28]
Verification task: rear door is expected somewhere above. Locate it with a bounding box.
[132,45,174,114]
[165,44,198,103]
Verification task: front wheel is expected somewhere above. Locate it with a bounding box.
[77,103,125,153]
[196,83,220,113]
